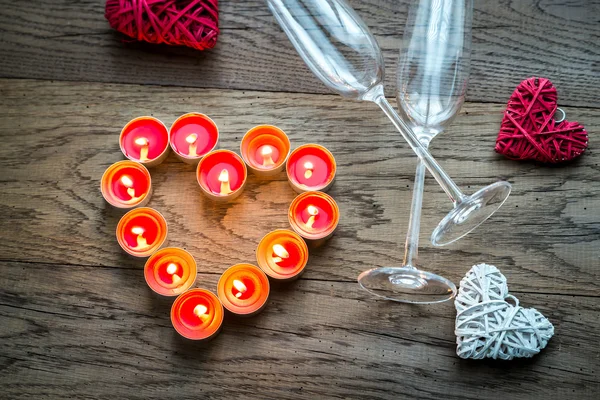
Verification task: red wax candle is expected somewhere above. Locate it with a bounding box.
[217,264,270,316]
[171,289,224,341]
[196,150,247,201]
[101,160,152,209]
[116,207,168,257]
[257,229,309,281]
[119,116,170,167]
[289,191,339,242]
[240,125,291,176]
[169,113,219,165]
[286,144,336,193]
[144,248,197,296]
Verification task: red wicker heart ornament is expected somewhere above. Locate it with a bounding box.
[495,77,588,163]
[105,0,219,51]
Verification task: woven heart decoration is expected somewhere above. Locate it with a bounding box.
[454,263,554,360]
[105,0,219,51]
[495,77,588,163]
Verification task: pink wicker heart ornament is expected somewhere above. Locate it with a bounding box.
[495,77,588,163]
[105,0,219,51]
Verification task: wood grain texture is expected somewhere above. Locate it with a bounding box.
[0,78,599,399]
[1,261,599,400]
[0,1,599,107]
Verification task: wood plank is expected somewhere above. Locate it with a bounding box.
[0,260,598,399]
[0,1,598,107]
[0,79,598,297]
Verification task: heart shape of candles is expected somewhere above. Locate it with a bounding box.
[455,263,554,360]
[495,77,588,163]
[103,115,340,341]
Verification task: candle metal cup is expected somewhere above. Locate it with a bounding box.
[116,207,168,257]
[100,160,152,209]
[217,264,270,317]
[171,289,224,341]
[196,150,248,202]
[169,113,219,165]
[286,144,336,193]
[119,116,170,168]
[289,191,339,245]
[144,248,197,296]
[240,125,291,177]
[257,229,308,281]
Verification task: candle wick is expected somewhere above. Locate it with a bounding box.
[135,138,150,162]
[186,133,198,157]
[131,227,150,250]
[272,244,289,264]
[218,169,233,195]
[303,161,314,179]
[305,206,319,229]
[261,146,275,167]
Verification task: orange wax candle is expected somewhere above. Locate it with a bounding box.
[217,264,270,316]
[196,150,247,202]
[289,191,339,242]
[240,125,291,176]
[286,144,336,193]
[171,289,224,341]
[101,160,152,209]
[116,207,168,257]
[257,229,308,281]
[144,248,197,296]
[169,113,219,165]
[119,116,170,167]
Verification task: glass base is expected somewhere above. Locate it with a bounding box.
[357,267,457,303]
[431,181,511,247]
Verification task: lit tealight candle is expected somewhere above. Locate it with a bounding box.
[101,160,152,208]
[119,116,170,167]
[169,113,219,165]
[171,289,224,341]
[288,191,340,244]
[196,150,247,201]
[286,144,336,193]
[240,125,291,177]
[217,264,270,316]
[257,229,309,281]
[116,207,168,257]
[144,248,197,296]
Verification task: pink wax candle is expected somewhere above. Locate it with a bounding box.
[196,150,247,201]
[169,113,219,165]
[286,144,336,193]
[119,116,170,167]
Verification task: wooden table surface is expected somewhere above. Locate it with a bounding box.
[1,1,599,399]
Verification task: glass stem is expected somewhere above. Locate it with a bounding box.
[403,156,427,268]
[373,92,464,204]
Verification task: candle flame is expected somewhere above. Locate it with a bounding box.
[135,137,150,162]
[121,175,136,199]
[305,205,319,228]
[186,133,198,157]
[218,169,233,195]
[194,304,208,318]
[233,279,247,299]
[261,145,275,167]
[131,227,149,250]
[304,161,314,179]
[166,263,178,275]
[272,243,290,264]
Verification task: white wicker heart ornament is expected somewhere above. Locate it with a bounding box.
[454,263,554,360]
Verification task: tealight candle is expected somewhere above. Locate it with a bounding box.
[171,289,224,341]
[286,144,336,193]
[288,191,339,243]
[217,264,270,316]
[240,125,291,176]
[257,229,309,281]
[169,113,219,164]
[144,248,197,296]
[100,160,152,209]
[119,116,170,167]
[196,150,247,201]
[116,207,168,257]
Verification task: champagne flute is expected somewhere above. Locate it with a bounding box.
[359,0,472,302]
[266,0,511,247]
